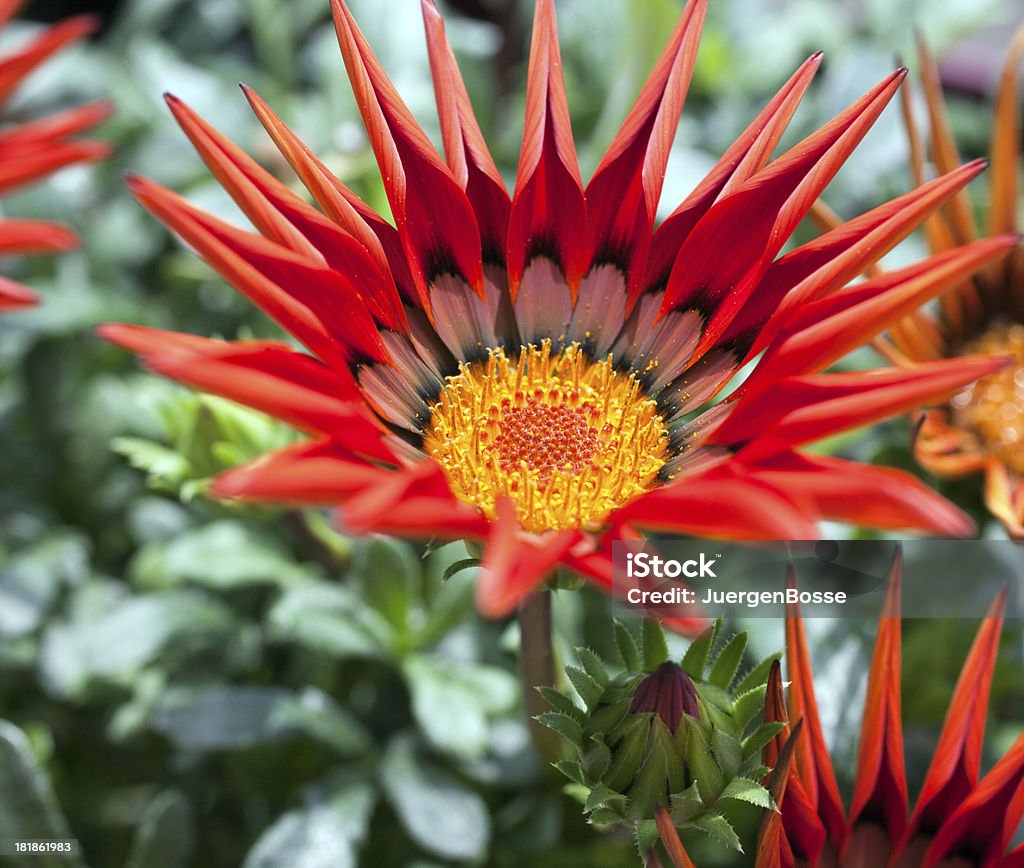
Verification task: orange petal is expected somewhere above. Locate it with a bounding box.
[847,549,908,847]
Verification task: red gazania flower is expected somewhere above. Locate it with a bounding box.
[657,556,1023,867]
[101,0,1016,618]
[818,28,1024,538]
[0,0,110,310]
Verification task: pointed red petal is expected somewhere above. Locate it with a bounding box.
[339,459,490,540]
[241,85,419,305]
[756,235,1019,380]
[785,581,848,850]
[715,356,1010,459]
[614,470,819,539]
[660,69,906,359]
[905,589,1008,841]
[748,452,974,537]
[656,805,698,868]
[210,439,392,505]
[847,550,908,845]
[505,0,588,297]
[585,0,707,297]
[421,0,510,263]
[644,52,822,298]
[0,139,109,195]
[0,219,77,254]
[922,733,1024,867]
[331,0,483,308]
[725,159,990,357]
[165,93,405,333]
[0,14,97,105]
[476,497,581,617]
[0,100,110,148]
[0,274,37,309]
[127,174,386,371]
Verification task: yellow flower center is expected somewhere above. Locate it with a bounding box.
[951,322,1024,475]
[423,341,669,532]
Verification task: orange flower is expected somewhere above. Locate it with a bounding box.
[102,0,1015,618]
[852,28,1024,538]
[0,0,110,310]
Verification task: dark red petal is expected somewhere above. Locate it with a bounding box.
[585,0,707,297]
[331,0,484,309]
[476,497,581,617]
[505,0,588,298]
[644,52,822,298]
[904,589,1008,842]
[922,733,1024,867]
[421,0,510,263]
[660,69,906,360]
[847,551,908,846]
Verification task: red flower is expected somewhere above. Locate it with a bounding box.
[767,555,1022,867]
[102,0,1015,618]
[0,0,110,310]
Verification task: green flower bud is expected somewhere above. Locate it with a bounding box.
[539,620,784,853]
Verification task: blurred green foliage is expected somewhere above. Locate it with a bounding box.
[1,0,1022,865]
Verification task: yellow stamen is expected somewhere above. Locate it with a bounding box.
[950,322,1024,474]
[423,341,669,532]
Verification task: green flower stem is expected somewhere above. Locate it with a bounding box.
[518,589,560,761]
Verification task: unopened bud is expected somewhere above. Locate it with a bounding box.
[629,661,700,733]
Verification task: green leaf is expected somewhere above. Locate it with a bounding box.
[641,619,669,670]
[735,652,781,696]
[613,621,641,671]
[688,812,741,851]
[575,647,609,688]
[584,783,627,813]
[732,684,768,730]
[130,521,316,590]
[536,686,583,719]
[243,780,375,868]
[124,790,194,868]
[565,664,604,711]
[0,721,83,868]
[381,737,490,861]
[681,622,718,679]
[710,728,743,780]
[403,656,517,760]
[267,582,393,660]
[718,777,775,810]
[39,590,236,698]
[352,537,419,634]
[441,557,479,583]
[553,760,587,786]
[151,686,369,753]
[708,631,748,690]
[742,723,786,761]
[536,712,583,746]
